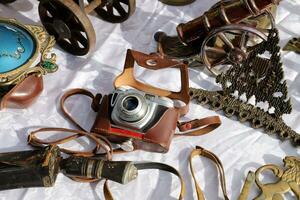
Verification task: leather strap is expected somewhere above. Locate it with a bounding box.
[28,128,226,199]
[176,116,221,136]
[27,128,187,200]
[103,146,228,200]
[103,162,186,200]
[28,127,113,159]
[60,88,98,131]
[60,88,221,139]
[28,127,114,183]
[190,146,229,200]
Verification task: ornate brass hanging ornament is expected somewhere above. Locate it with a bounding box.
[283,38,300,54]
[239,156,300,200]
[0,17,58,109]
[0,17,57,87]
[189,28,300,147]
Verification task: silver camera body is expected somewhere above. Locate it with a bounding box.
[110,86,174,132]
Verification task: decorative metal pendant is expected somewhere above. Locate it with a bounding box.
[0,17,58,88]
[239,156,300,200]
[283,37,300,54]
[189,29,300,147]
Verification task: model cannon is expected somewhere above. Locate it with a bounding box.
[1,0,136,56]
[155,0,280,75]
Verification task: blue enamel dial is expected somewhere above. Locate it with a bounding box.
[0,22,36,74]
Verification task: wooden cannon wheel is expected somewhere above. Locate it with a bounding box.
[38,0,96,56]
[88,0,136,23]
[200,0,275,76]
[201,24,268,76]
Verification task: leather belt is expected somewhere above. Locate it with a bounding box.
[190,146,229,200]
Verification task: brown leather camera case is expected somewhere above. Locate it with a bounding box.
[91,49,190,153]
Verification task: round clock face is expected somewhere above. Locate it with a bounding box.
[0,22,36,73]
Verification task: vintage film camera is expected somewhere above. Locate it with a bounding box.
[91,49,191,153]
[59,49,219,152]
[110,86,174,132]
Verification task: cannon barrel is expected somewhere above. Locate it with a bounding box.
[177,0,281,45]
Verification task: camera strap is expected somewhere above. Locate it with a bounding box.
[59,88,221,139]
[189,146,229,200]
[27,127,186,199]
[27,127,227,200]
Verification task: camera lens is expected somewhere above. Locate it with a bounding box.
[123,96,139,111]
[118,94,148,123]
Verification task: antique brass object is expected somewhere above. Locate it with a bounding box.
[192,146,300,200]
[283,38,300,54]
[159,0,196,6]
[155,0,279,76]
[189,29,300,147]
[239,156,300,200]
[0,17,58,106]
[0,17,57,87]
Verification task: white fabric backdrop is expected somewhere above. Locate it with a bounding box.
[0,0,300,199]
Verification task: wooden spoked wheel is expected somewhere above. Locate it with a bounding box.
[88,0,136,23]
[38,0,96,55]
[0,0,16,4]
[201,24,268,76]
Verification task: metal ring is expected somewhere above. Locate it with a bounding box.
[219,4,231,24]
[146,59,158,66]
[203,13,211,32]
[248,0,260,15]
[264,10,276,29]
[242,0,256,15]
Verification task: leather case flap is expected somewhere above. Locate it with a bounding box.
[114,49,190,106]
[1,74,43,109]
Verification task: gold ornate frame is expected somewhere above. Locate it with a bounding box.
[0,17,57,86]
